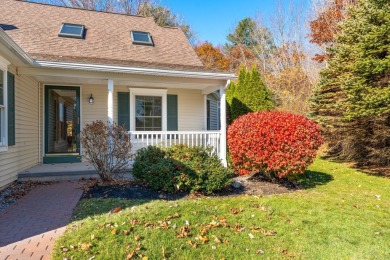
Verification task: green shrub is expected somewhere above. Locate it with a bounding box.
[167,145,233,194]
[132,145,233,194]
[132,146,181,193]
[226,66,274,122]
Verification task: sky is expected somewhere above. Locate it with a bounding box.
[160,0,312,46]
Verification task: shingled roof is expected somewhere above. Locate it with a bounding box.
[0,0,206,71]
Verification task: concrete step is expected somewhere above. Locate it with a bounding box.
[18,162,132,182]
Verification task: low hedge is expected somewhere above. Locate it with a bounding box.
[132,145,232,194]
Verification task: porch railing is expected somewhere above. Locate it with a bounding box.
[128,131,221,157]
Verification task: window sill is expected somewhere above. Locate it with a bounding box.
[0,146,8,152]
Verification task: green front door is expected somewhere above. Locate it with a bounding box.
[44,86,81,164]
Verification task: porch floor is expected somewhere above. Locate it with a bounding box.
[18,163,133,181]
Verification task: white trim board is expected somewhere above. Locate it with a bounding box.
[35,60,236,80]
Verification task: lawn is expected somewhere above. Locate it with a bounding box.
[52,158,389,259]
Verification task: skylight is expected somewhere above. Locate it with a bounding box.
[131,31,153,46]
[59,23,85,39]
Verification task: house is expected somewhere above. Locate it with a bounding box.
[0,0,235,188]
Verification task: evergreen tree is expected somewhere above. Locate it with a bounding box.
[311,0,390,166]
[226,18,258,49]
[227,67,274,122]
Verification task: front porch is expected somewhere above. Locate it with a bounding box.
[18,62,232,168]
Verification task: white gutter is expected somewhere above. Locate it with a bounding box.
[34,60,237,80]
[0,29,34,65]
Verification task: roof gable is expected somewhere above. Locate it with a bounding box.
[0,0,204,70]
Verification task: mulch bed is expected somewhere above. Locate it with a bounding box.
[81,176,299,200]
[0,181,55,211]
[0,177,300,210]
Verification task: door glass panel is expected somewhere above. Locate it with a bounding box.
[47,89,78,153]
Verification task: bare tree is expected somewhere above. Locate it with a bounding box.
[44,0,155,14]
[245,0,320,115]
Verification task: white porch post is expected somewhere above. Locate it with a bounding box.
[108,79,114,124]
[220,82,229,167]
[204,94,208,130]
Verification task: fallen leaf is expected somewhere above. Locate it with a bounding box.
[157,221,170,230]
[211,245,216,250]
[110,207,121,213]
[264,230,277,236]
[129,219,141,225]
[144,222,155,229]
[248,233,255,239]
[111,229,118,235]
[187,240,198,248]
[79,242,92,251]
[164,213,180,221]
[208,220,220,228]
[199,227,208,236]
[90,234,95,240]
[162,246,166,259]
[135,235,141,241]
[250,226,265,232]
[375,232,381,236]
[126,250,135,260]
[231,223,244,232]
[230,208,243,214]
[213,235,222,243]
[123,230,130,236]
[354,204,360,209]
[175,226,191,238]
[256,249,264,254]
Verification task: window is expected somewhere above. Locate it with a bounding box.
[131,31,153,46]
[135,96,162,131]
[59,23,85,39]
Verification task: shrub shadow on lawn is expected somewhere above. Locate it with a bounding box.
[296,170,334,189]
[73,181,189,221]
[82,183,188,201]
[214,170,334,196]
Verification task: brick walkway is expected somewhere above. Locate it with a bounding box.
[0,182,83,260]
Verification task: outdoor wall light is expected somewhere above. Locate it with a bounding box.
[89,94,94,104]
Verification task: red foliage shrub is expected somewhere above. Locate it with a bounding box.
[227,111,323,179]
